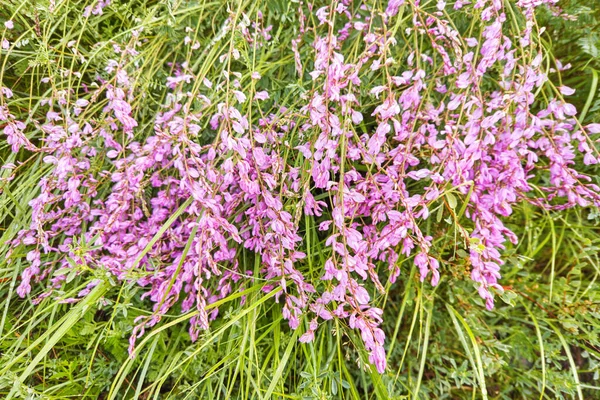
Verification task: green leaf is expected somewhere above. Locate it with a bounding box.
[446,192,458,209]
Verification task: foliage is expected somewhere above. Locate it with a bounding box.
[1,0,600,399]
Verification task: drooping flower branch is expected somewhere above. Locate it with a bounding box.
[3,0,599,374]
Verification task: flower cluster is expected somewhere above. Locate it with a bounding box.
[3,0,599,374]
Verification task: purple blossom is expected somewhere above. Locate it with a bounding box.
[6,0,600,376]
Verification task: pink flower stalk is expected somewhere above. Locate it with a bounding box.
[5,0,600,375]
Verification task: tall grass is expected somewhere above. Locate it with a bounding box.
[1,0,600,399]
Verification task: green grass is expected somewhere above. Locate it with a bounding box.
[1,0,600,399]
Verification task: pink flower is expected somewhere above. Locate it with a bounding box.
[233,90,246,103]
[386,0,406,17]
[254,91,269,101]
[559,85,575,96]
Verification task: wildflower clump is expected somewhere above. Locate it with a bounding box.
[2,0,599,374]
